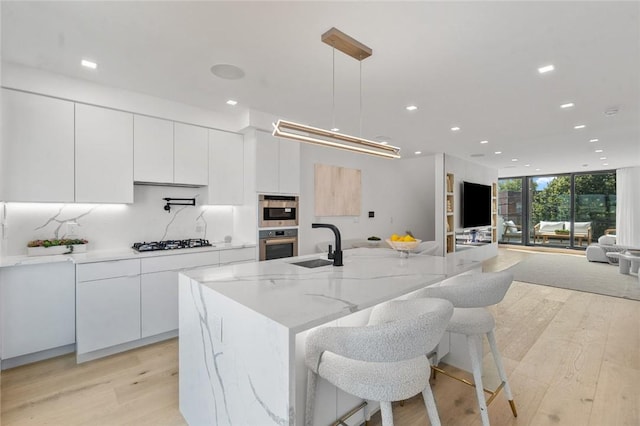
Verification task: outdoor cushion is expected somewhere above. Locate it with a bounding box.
[504,220,519,233]
[539,221,564,232]
[565,221,590,234]
[598,235,616,245]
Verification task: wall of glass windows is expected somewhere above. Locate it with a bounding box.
[497,171,616,249]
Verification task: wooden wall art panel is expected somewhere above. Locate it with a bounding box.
[314,164,362,216]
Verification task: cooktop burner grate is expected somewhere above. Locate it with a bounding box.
[132,239,212,252]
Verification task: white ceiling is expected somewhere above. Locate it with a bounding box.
[2,1,639,177]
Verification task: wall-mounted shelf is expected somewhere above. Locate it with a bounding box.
[445,173,455,254]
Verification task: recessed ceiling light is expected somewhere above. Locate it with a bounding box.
[450,126,460,131]
[226,99,238,106]
[535,168,541,171]
[574,124,586,129]
[210,64,245,80]
[480,140,488,144]
[406,105,418,111]
[330,128,340,132]
[595,149,604,153]
[603,163,609,166]
[560,102,575,109]
[582,164,589,168]
[414,151,422,155]
[589,138,599,142]
[511,158,518,162]
[525,164,531,167]
[538,64,555,74]
[599,157,607,160]
[81,59,97,69]
[494,151,502,155]
[380,141,388,145]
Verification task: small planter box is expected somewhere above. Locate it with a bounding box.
[27,244,88,256]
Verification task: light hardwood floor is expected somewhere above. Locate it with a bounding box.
[2,248,638,425]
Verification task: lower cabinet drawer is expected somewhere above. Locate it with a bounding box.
[219,247,256,265]
[76,275,141,354]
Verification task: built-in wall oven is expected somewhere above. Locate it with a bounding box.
[259,195,298,228]
[259,229,298,261]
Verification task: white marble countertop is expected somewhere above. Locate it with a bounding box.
[0,242,256,268]
[183,247,479,333]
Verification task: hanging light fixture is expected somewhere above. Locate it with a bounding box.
[272,27,401,159]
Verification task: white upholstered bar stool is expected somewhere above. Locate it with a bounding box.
[410,271,517,426]
[304,298,453,426]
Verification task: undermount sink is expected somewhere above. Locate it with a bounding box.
[291,258,333,268]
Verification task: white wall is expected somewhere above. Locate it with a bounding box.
[2,185,241,256]
[298,144,437,255]
[444,154,498,262]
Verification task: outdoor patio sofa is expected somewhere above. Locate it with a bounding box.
[533,221,592,246]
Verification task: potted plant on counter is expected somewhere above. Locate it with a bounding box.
[27,238,89,256]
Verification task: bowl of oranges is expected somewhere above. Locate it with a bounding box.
[386,234,421,257]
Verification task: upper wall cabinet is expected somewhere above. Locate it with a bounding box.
[174,123,208,186]
[208,129,244,205]
[75,104,134,203]
[133,115,174,184]
[133,117,209,186]
[255,131,300,194]
[2,89,75,202]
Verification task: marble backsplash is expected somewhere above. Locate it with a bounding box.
[2,185,241,256]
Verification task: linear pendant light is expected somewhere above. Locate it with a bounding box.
[273,120,401,159]
[272,27,401,159]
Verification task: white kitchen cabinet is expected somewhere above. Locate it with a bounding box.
[133,115,174,184]
[278,138,301,194]
[141,271,178,338]
[208,129,244,205]
[255,130,280,193]
[255,130,300,194]
[75,104,134,203]
[76,259,141,354]
[0,262,75,360]
[174,122,208,186]
[1,89,75,202]
[140,251,219,338]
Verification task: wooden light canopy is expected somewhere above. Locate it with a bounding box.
[321,27,372,61]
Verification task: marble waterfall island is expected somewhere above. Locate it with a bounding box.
[179,249,479,426]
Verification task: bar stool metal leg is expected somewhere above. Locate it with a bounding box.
[467,334,491,426]
[380,401,394,426]
[421,384,442,426]
[487,330,517,417]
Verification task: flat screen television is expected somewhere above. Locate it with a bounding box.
[462,181,492,229]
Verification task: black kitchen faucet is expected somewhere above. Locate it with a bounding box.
[312,223,343,266]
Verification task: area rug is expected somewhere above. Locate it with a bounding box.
[506,253,640,301]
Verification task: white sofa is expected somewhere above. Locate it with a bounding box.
[534,221,592,246]
[585,234,635,264]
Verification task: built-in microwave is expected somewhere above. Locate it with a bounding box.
[258,195,298,228]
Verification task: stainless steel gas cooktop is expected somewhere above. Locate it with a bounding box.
[132,239,212,252]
